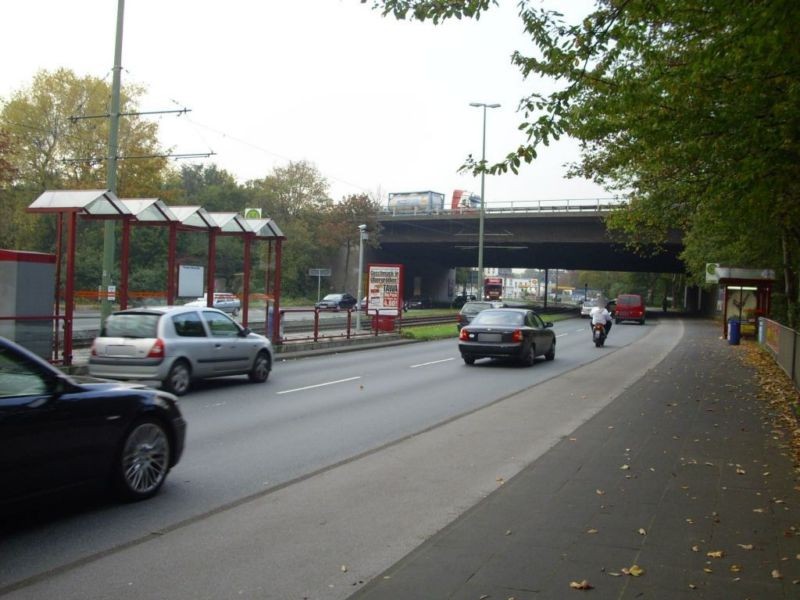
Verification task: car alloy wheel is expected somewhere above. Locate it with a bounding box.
[164,360,191,396]
[116,419,171,501]
[249,351,271,383]
[522,344,536,367]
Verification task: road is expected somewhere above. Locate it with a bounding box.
[0,317,681,599]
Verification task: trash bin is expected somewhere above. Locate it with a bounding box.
[727,318,741,345]
[372,314,396,332]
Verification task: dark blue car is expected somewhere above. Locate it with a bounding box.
[0,337,186,506]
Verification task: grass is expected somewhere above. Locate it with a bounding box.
[400,312,574,341]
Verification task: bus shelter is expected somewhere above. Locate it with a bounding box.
[27,190,285,365]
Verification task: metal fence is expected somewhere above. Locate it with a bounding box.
[758,317,800,388]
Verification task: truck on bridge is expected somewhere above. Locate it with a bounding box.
[386,190,480,214]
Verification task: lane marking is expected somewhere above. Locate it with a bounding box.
[556,333,569,338]
[277,376,361,395]
[410,357,455,369]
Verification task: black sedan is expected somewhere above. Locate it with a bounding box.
[0,336,186,506]
[458,308,556,366]
[315,293,358,310]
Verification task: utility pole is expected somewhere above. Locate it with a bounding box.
[101,0,125,324]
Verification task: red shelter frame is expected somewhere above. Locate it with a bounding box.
[27,190,286,365]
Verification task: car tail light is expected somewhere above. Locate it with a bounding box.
[459,328,470,341]
[512,329,523,342]
[147,338,166,358]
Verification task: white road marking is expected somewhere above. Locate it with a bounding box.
[410,357,455,369]
[277,376,362,395]
[556,333,569,338]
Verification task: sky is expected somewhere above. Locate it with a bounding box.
[2,0,609,205]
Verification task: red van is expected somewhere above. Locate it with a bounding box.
[615,294,646,324]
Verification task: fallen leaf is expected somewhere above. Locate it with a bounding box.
[753,508,766,513]
[772,569,783,579]
[730,564,742,573]
[737,544,754,551]
[607,572,621,577]
[505,530,513,536]
[638,528,647,536]
[686,518,695,524]
[569,580,594,590]
[341,565,348,573]
[586,528,598,534]
[736,468,746,475]
[689,583,697,589]
[691,545,700,552]
[707,551,725,559]
[620,464,630,470]
[622,565,645,577]
[596,489,605,496]
[703,567,713,574]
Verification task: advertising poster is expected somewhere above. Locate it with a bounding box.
[367,264,403,316]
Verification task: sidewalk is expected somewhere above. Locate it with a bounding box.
[350,320,800,599]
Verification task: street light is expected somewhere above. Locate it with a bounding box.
[356,224,368,331]
[469,102,500,297]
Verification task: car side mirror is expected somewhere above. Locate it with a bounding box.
[545,321,554,328]
[239,327,251,337]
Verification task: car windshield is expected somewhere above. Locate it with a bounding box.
[103,313,160,338]
[471,310,524,326]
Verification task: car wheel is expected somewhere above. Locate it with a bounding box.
[163,359,191,396]
[544,341,556,361]
[114,418,171,501]
[463,355,475,365]
[522,344,536,367]
[249,351,271,383]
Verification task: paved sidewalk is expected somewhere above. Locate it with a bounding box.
[351,320,800,599]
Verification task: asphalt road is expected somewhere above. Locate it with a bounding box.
[0,317,674,599]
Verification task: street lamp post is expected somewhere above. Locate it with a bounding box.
[356,224,368,331]
[469,102,500,297]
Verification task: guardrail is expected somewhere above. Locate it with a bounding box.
[759,317,800,390]
[380,197,628,218]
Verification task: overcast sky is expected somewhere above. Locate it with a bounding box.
[2,0,609,205]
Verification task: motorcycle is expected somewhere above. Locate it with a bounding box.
[592,322,607,347]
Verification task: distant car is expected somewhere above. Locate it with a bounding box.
[405,295,432,309]
[452,294,477,309]
[615,294,645,324]
[89,306,273,396]
[580,299,599,318]
[458,308,556,366]
[0,336,186,504]
[315,293,358,310]
[457,300,504,331]
[184,292,241,316]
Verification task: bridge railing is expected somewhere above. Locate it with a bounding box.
[380,197,628,217]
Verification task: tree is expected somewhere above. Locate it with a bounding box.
[1,68,167,195]
[364,0,800,323]
[323,194,383,290]
[1,69,169,288]
[245,161,336,297]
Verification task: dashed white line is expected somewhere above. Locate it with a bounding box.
[277,376,361,395]
[410,358,455,369]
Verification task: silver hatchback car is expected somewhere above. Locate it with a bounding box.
[89,306,272,396]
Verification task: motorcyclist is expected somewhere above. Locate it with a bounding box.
[590,304,613,337]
